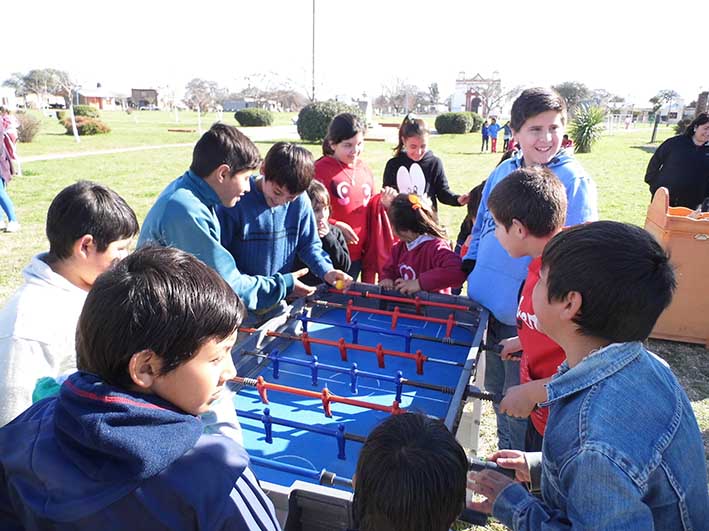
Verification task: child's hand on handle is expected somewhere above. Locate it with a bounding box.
[324,269,353,290]
[334,221,358,245]
[499,383,536,418]
[290,268,317,298]
[458,193,470,205]
[380,186,398,209]
[499,336,522,360]
[488,450,531,482]
[379,278,395,289]
[466,450,529,514]
[394,278,421,295]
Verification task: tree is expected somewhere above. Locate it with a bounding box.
[428,82,440,105]
[3,69,55,108]
[184,78,220,112]
[552,82,591,111]
[649,89,680,142]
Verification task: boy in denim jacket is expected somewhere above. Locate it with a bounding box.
[468,221,709,530]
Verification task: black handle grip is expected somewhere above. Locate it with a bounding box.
[468,456,516,479]
[458,508,489,526]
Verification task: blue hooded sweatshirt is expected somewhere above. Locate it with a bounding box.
[0,372,280,531]
[138,170,294,311]
[464,150,598,325]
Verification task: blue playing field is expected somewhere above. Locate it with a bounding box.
[231,302,481,490]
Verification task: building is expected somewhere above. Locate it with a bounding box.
[77,84,121,110]
[451,72,502,116]
[130,88,159,109]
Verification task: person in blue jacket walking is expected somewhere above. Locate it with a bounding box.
[488,118,501,153]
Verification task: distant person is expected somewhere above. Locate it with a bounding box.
[352,412,467,531]
[217,142,350,309]
[0,181,138,426]
[561,133,573,150]
[480,120,489,152]
[462,87,598,452]
[293,179,351,286]
[381,114,469,212]
[468,221,709,530]
[138,123,313,311]
[502,121,512,151]
[380,194,465,295]
[0,110,19,233]
[0,246,281,530]
[488,117,501,153]
[644,112,709,208]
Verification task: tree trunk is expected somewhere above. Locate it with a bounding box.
[68,103,80,143]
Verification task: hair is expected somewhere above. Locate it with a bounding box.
[190,122,261,178]
[394,114,429,156]
[510,87,567,131]
[388,193,447,239]
[322,113,365,156]
[352,413,467,531]
[262,142,314,194]
[46,181,139,261]
[685,112,709,138]
[76,245,245,388]
[541,221,676,342]
[306,178,330,210]
[488,167,567,237]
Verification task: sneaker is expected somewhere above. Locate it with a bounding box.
[4,221,20,233]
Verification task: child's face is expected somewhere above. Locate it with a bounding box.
[262,179,299,208]
[314,204,331,238]
[151,332,237,415]
[84,236,133,286]
[514,110,565,166]
[219,168,253,207]
[403,134,428,162]
[492,214,524,258]
[531,266,563,340]
[331,132,364,166]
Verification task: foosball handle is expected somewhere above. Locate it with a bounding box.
[468,456,517,479]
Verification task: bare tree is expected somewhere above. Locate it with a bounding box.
[184,78,220,112]
[46,69,81,143]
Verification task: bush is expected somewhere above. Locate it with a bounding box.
[297,101,364,142]
[674,117,692,136]
[234,108,273,127]
[16,113,41,143]
[434,112,473,134]
[62,116,111,136]
[73,105,100,118]
[464,111,484,132]
[568,105,606,153]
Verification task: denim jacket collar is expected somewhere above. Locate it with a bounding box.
[184,170,221,209]
[541,341,643,406]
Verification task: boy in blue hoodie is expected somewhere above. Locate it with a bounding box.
[0,246,281,530]
[139,123,313,311]
[463,87,598,451]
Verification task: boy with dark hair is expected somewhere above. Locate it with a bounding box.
[218,142,351,291]
[487,167,567,452]
[293,179,351,286]
[468,221,709,529]
[352,412,467,531]
[139,124,313,311]
[0,180,138,426]
[462,87,598,451]
[0,246,281,530]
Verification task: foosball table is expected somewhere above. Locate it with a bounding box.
[227,282,492,529]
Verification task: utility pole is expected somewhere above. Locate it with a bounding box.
[311,0,316,101]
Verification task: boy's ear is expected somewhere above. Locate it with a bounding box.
[128,349,162,389]
[214,163,231,183]
[510,219,528,240]
[559,291,583,322]
[259,161,266,176]
[74,234,95,259]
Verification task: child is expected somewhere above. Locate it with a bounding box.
[0,113,19,232]
[486,167,568,452]
[139,123,312,311]
[380,193,465,295]
[561,133,573,150]
[217,142,350,291]
[381,114,469,212]
[0,246,281,530]
[293,179,351,286]
[488,117,501,153]
[315,113,377,280]
[468,221,709,529]
[352,412,467,531]
[480,120,489,152]
[502,121,512,151]
[463,87,597,452]
[0,181,139,426]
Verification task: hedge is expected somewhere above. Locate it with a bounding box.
[297,101,364,142]
[434,112,474,134]
[234,108,273,127]
[62,116,111,135]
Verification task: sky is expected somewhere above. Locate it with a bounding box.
[1,0,704,106]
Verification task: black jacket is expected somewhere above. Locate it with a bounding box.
[644,134,709,208]
[294,224,351,285]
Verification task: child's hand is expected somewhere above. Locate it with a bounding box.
[499,336,522,360]
[458,193,470,205]
[380,187,397,209]
[290,268,317,298]
[500,383,536,418]
[467,469,515,515]
[488,449,531,482]
[334,221,358,245]
[379,278,395,289]
[394,278,421,295]
[324,270,353,290]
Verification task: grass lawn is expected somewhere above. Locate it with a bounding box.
[1,116,705,529]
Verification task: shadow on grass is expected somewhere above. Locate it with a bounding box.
[630,145,658,154]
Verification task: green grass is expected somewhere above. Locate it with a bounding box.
[1,121,705,530]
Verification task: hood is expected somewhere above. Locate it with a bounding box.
[0,372,203,521]
[508,148,575,170]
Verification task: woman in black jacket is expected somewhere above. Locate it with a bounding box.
[644,112,709,208]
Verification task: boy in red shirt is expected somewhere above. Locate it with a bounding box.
[486,166,568,451]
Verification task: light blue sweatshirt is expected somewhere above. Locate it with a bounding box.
[217,176,333,280]
[138,170,294,310]
[464,150,598,325]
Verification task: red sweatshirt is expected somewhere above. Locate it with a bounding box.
[314,156,375,261]
[381,236,465,294]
